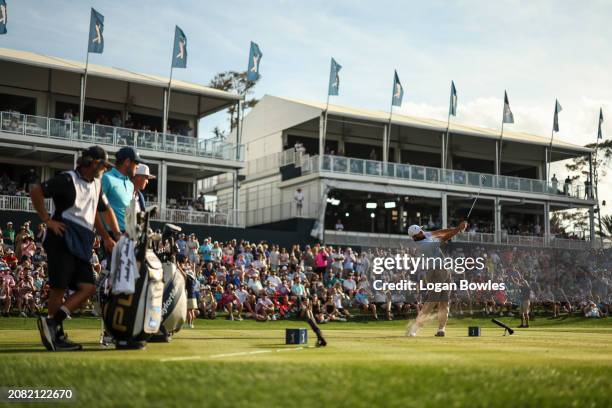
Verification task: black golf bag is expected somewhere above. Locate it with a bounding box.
[101,208,164,348]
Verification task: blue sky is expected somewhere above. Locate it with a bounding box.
[2,2,611,173]
[3,0,611,141]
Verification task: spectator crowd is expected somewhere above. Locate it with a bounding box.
[1,217,609,325]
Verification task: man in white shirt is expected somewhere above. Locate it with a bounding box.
[266,270,282,288]
[334,219,344,231]
[407,221,467,338]
[294,188,304,216]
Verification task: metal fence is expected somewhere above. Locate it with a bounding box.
[0,111,244,161]
[302,154,593,200]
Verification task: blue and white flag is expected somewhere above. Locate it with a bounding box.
[172,26,187,69]
[247,41,262,81]
[597,108,604,140]
[503,91,514,124]
[328,58,342,96]
[449,80,458,116]
[88,8,104,53]
[0,0,7,35]
[553,99,562,132]
[392,70,403,107]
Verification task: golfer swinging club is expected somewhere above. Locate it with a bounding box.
[31,146,121,351]
[407,220,467,337]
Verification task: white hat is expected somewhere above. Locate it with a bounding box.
[135,164,156,179]
[407,225,423,237]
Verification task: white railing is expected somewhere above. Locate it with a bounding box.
[303,154,593,201]
[325,229,597,250]
[245,201,316,226]
[0,111,244,162]
[0,195,244,228]
[246,149,310,175]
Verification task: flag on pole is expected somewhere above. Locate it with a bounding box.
[172,26,187,68]
[247,41,263,81]
[503,91,514,124]
[392,70,403,107]
[553,99,562,132]
[328,58,342,96]
[0,0,7,35]
[88,8,104,53]
[598,108,604,140]
[449,80,458,116]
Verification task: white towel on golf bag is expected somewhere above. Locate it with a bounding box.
[110,236,140,295]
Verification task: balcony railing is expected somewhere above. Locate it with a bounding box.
[325,230,597,250]
[0,195,244,228]
[0,111,244,161]
[303,154,593,200]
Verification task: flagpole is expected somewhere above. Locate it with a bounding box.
[547,127,554,185]
[322,92,330,156]
[163,59,174,139]
[79,47,90,139]
[498,121,505,175]
[444,110,451,169]
[386,97,394,166]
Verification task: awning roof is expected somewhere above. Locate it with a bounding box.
[0,47,241,103]
[273,95,592,154]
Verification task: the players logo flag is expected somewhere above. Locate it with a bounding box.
[0,0,7,35]
[449,81,458,116]
[392,70,404,107]
[328,58,342,96]
[88,8,104,53]
[553,99,562,132]
[247,41,263,81]
[598,108,604,140]
[503,91,514,124]
[172,26,187,68]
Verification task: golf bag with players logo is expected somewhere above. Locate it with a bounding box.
[149,223,187,343]
[101,202,164,349]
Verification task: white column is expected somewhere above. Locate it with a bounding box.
[441,193,448,229]
[494,197,501,243]
[441,133,445,169]
[159,161,167,214]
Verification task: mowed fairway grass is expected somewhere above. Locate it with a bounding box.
[1,316,610,408]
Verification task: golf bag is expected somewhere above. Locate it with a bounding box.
[101,206,164,348]
[150,224,187,342]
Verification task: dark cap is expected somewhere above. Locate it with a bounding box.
[81,146,113,168]
[116,147,148,164]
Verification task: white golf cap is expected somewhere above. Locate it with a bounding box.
[407,224,423,237]
[135,164,156,179]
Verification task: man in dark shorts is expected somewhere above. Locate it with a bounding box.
[30,146,121,351]
[407,221,467,337]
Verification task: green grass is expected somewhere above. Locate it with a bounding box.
[0,316,610,408]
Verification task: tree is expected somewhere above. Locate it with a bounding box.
[561,138,612,236]
[208,71,259,139]
[601,214,612,237]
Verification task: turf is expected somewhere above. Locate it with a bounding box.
[0,316,610,408]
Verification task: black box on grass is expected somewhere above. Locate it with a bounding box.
[286,328,308,344]
[468,326,481,336]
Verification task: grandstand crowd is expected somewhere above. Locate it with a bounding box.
[1,218,609,325]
